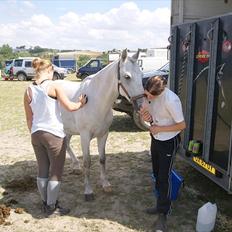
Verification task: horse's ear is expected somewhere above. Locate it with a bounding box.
[121,49,127,62]
[131,49,140,62]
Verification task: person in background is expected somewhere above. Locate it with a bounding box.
[139,75,186,232]
[24,58,87,217]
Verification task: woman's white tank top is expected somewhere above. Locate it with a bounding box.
[29,80,65,138]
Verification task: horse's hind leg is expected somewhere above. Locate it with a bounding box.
[80,132,94,201]
[97,132,112,193]
[66,134,82,174]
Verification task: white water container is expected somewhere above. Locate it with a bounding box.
[196,202,217,232]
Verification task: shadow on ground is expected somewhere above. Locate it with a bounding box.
[0,152,231,232]
[110,114,142,133]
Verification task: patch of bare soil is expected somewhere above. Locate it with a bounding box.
[0,122,231,232]
[5,176,36,192]
[0,204,11,225]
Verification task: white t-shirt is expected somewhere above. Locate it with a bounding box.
[148,87,184,141]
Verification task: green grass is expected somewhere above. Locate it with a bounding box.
[0,74,79,134]
[0,80,28,134]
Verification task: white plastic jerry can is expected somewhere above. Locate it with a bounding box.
[196,202,217,232]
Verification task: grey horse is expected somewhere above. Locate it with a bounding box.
[59,49,144,200]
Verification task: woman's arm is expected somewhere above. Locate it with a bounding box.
[24,90,33,132]
[150,120,186,135]
[53,84,87,111]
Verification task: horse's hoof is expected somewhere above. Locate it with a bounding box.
[103,185,112,193]
[85,193,95,201]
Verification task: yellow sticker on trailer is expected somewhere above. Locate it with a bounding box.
[192,157,216,175]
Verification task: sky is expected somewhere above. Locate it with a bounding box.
[0,0,171,51]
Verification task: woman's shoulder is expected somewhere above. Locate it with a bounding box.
[44,80,57,90]
[165,88,180,103]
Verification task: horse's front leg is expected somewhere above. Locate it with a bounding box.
[97,132,112,193]
[66,134,82,174]
[80,132,94,201]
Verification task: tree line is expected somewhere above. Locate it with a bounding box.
[0,44,59,69]
[0,44,108,70]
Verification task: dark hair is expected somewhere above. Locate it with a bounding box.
[145,76,167,96]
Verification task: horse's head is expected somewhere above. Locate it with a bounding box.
[118,49,144,112]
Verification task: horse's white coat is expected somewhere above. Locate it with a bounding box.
[59,50,144,199]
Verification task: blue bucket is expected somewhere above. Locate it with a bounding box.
[151,169,184,201]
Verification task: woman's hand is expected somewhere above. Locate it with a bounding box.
[149,124,161,135]
[150,121,186,135]
[139,105,152,123]
[79,94,88,107]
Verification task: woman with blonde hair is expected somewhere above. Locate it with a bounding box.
[24,58,87,217]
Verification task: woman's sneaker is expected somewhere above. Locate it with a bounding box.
[45,201,70,218]
[154,214,167,232]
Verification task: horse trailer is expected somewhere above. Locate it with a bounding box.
[169,13,232,193]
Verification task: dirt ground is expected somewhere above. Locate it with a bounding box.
[0,113,232,232]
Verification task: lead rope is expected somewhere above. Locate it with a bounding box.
[117,60,131,101]
[117,60,121,94]
[216,63,227,108]
[178,32,191,96]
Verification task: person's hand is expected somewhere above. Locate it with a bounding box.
[149,124,161,135]
[79,94,88,107]
[139,105,152,123]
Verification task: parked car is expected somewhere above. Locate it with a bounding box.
[76,59,107,80]
[113,62,169,130]
[9,57,68,81]
[142,62,169,85]
[52,64,68,80]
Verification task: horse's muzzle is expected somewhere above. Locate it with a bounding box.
[131,94,145,112]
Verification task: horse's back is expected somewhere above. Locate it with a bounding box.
[56,80,82,135]
[56,80,81,100]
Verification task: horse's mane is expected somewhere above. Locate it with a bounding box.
[79,60,118,90]
[94,60,118,78]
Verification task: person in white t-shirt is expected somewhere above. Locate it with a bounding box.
[24,58,87,217]
[139,75,186,232]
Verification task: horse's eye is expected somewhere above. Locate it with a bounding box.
[124,75,131,80]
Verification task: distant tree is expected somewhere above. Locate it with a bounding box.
[29,46,46,54]
[78,55,91,67]
[16,45,26,50]
[16,51,31,58]
[0,44,14,69]
[42,53,54,60]
[98,52,109,64]
[0,44,13,57]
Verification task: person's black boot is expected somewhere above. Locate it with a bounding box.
[145,206,158,215]
[154,213,168,232]
[42,201,47,213]
[45,201,70,218]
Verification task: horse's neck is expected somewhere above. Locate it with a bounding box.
[90,62,119,110]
